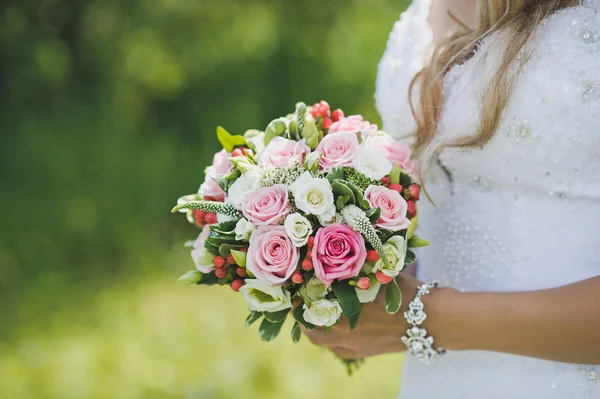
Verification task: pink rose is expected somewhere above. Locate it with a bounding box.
[211,149,233,175]
[191,226,213,273]
[365,185,411,231]
[328,115,377,135]
[259,137,311,167]
[199,177,226,202]
[247,226,300,285]
[312,223,367,287]
[242,184,291,225]
[365,135,415,173]
[316,131,360,171]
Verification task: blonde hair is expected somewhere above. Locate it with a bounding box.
[411,0,578,176]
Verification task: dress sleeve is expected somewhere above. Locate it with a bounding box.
[375,0,435,142]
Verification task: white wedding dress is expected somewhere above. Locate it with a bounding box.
[376,0,600,397]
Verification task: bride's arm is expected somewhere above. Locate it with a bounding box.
[432,275,600,364]
[304,274,600,364]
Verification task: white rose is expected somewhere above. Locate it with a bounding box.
[289,172,336,224]
[356,281,381,303]
[235,218,256,241]
[352,145,393,180]
[372,236,407,277]
[239,279,292,312]
[303,299,343,327]
[299,277,330,305]
[227,170,260,209]
[283,213,313,247]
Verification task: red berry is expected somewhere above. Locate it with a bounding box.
[408,184,420,200]
[357,277,371,290]
[231,148,245,157]
[213,255,225,268]
[380,176,390,186]
[388,184,403,193]
[204,196,216,201]
[226,254,236,265]
[307,236,315,248]
[231,279,244,292]
[215,267,227,278]
[366,249,380,263]
[204,212,218,225]
[322,117,332,130]
[192,210,206,225]
[240,247,248,252]
[331,108,344,122]
[319,100,330,108]
[302,259,313,271]
[306,249,312,259]
[376,271,393,284]
[291,271,304,284]
[236,267,247,278]
[407,200,417,219]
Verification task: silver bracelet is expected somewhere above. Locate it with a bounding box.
[400,281,446,363]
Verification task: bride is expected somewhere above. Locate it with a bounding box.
[305,0,600,397]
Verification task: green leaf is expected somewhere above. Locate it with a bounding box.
[331,281,363,318]
[408,236,430,248]
[258,317,285,342]
[197,272,218,285]
[331,180,356,207]
[389,165,402,185]
[347,309,362,331]
[230,249,247,268]
[385,278,402,314]
[344,179,370,210]
[265,117,288,146]
[405,248,417,265]
[376,229,394,243]
[292,305,316,330]
[177,270,203,285]
[263,308,290,323]
[326,167,345,184]
[206,235,239,248]
[218,243,242,259]
[291,321,302,343]
[399,172,413,187]
[336,195,351,209]
[210,220,238,235]
[216,126,247,152]
[245,311,263,327]
[365,207,381,223]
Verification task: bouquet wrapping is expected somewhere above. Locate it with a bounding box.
[173,101,428,372]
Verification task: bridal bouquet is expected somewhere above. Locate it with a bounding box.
[172,101,428,371]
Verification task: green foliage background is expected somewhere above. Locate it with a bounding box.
[0,0,409,397]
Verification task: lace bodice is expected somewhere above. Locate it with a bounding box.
[375,1,600,398]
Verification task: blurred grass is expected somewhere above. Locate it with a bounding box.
[0,0,409,397]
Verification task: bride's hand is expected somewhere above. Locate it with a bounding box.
[304,273,436,359]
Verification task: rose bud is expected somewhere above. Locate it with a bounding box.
[409,184,420,200]
[376,271,393,284]
[230,279,244,292]
[388,183,403,193]
[356,277,371,290]
[380,176,391,186]
[231,148,246,157]
[226,254,236,265]
[215,268,228,279]
[213,255,226,268]
[301,259,313,271]
[236,267,247,278]
[331,108,344,122]
[291,271,304,284]
[407,200,417,219]
[366,249,380,263]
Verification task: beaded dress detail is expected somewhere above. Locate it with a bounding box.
[376,0,600,397]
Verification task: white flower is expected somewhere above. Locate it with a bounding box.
[284,213,313,247]
[372,236,407,277]
[299,277,330,305]
[235,218,256,241]
[352,145,393,180]
[227,170,260,209]
[356,281,381,303]
[248,132,266,155]
[289,172,336,225]
[303,299,343,327]
[304,151,321,171]
[239,279,292,312]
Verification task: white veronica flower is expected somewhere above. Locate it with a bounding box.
[227,170,260,209]
[352,145,393,180]
[299,277,330,305]
[356,281,382,303]
[284,213,313,247]
[372,236,407,277]
[239,280,292,312]
[303,299,343,327]
[234,218,256,242]
[289,172,336,225]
